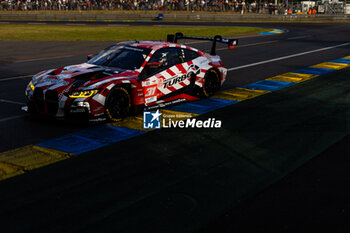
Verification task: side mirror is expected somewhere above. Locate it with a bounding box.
[146,62,163,69]
[87,54,95,61]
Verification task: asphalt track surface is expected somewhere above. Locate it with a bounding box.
[1,22,350,232]
[1,22,350,152]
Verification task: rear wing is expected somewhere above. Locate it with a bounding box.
[167,32,238,56]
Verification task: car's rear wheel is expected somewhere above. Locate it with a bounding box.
[105,87,131,121]
[202,69,220,97]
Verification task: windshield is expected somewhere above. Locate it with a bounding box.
[88,45,151,70]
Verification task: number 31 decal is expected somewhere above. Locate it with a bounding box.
[145,86,157,97]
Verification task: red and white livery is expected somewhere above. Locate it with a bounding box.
[24,33,237,122]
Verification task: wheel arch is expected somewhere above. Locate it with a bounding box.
[201,68,221,97]
[204,68,221,88]
[104,83,132,121]
[207,67,222,85]
[102,81,132,103]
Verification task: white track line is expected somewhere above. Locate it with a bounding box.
[216,40,279,51]
[238,40,279,48]
[0,115,25,123]
[0,99,25,105]
[287,35,310,40]
[228,42,350,72]
[14,55,75,63]
[0,75,33,82]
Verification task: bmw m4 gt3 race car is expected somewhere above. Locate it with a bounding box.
[24,32,238,122]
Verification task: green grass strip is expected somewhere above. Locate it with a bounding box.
[0,24,266,41]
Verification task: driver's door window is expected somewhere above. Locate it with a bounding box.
[141,47,181,79]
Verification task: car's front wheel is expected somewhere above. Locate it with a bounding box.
[105,86,131,121]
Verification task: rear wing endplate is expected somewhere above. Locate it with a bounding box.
[167,32,238,55]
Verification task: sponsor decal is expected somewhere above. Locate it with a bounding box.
[145,98,187,111]
[157,78,163,88]
[162,65,200,89]
[145,96,157,104]
[163,74,188,88]
[187,64,200,74]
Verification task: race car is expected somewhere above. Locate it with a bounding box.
[24,32,238,122]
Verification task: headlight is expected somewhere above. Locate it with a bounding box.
[29,81,35,91]
[69,90,98,98]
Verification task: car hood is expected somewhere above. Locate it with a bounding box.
[32,63,138,92]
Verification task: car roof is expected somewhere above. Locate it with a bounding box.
[117,40,198,52]
[132,41,174,49]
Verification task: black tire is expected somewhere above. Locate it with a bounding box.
[105,87,131,121]
[201,69,220,97]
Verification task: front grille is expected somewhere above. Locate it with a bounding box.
[33,88,44,112]
[45,90,59,115]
